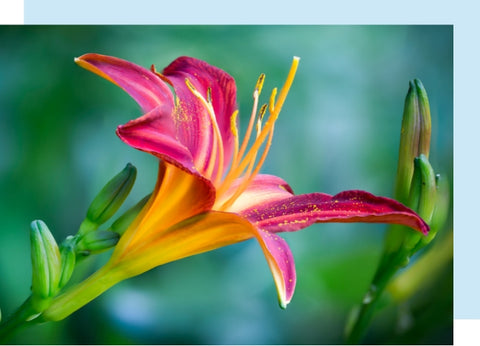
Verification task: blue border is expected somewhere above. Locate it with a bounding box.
[24,0,456,24]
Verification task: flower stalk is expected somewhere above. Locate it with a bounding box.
[0,164,140,340]
[345,79,447,344]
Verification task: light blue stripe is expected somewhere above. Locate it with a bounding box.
[25,0,452,24]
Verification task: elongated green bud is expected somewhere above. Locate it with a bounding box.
[80,163,137,234]
[58,241,76,289]
[76,230,120,255]
[109,193,151,235]
[414,174,450,251]
[403,155,436,251]
[394,79,431,204]
[30,220,61,312]
[409,155,436,223]
[383,79,433,256]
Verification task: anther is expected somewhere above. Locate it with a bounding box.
[255,73,266,96]
[259,104,268,119]
[207,87,212,104]
[256,104,268,135]
[269,88,277,114]
[185,78,196,92]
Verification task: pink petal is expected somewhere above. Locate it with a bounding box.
[241,190,429,235]
[162,57,237,178]
[75,53,174,113]
[218,174,294,212]
[256,230,296,308]
[116,105,199,175]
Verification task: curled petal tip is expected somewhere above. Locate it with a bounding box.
[279,297,290,310]
[74,54,90,66]
[74,56,85,68]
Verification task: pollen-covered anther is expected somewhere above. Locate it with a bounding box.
[207,87,212,103]
[256,104,268,134]
[255,73,265,94]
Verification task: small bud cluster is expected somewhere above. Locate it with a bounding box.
[28,163,150,315]
[389,79,449,259]
[346,79,450,344]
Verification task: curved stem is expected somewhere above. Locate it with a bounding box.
[345,249,409,344]
[0,297,39,342]
[41,264,122,322]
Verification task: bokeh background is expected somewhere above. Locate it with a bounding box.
[0,26,452,344]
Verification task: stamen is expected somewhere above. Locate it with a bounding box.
[217,57,299,208]
[218,122,276,211]
[220,103,268,209]
[184,78,225,183]
[272,57,300,114]
[221,57,299,191]
[150,64,171,84]
[235,73,265,164]
[184,77,197,93]
[217,75,263,196]
[229,110,240,173]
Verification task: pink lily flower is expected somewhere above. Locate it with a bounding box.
[44,54,428,320]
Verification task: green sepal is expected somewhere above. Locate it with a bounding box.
[76,230,120,255]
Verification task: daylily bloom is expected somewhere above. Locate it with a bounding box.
[43,54,428,321]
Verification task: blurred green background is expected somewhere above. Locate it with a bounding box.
[0,26,452,344]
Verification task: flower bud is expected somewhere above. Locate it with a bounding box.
[76,230,120,255]
[109,193,151,235]
[58,241,76,289]
[403,155,436,251]
[30,220,61,312]
[81,163,137,233]
[413,173,450,252]
[394,79,431,204]
[383,80,433,257]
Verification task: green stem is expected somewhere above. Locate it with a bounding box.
[41,264,122,322]
[1,260,128,341]
[0,297,39,343]
[388,230,453,303]
[345,249,409,344]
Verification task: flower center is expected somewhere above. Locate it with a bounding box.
[186,57,300,211]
